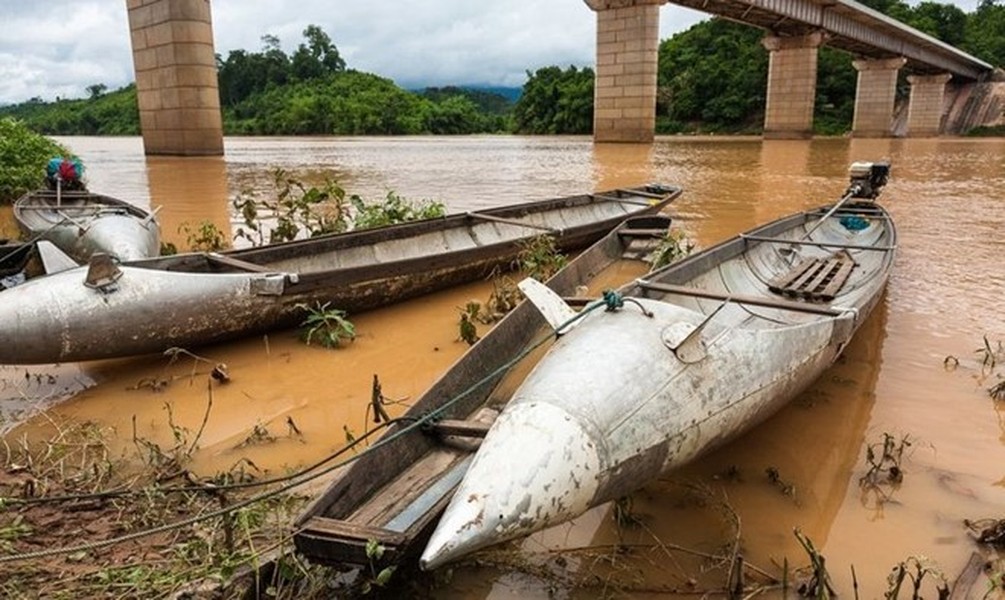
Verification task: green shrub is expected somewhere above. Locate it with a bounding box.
[0,118,70,203]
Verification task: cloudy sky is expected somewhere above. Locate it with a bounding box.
[0,0,981,106]
[0,0,712,105]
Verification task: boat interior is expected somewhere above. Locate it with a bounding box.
[631,200,896,332]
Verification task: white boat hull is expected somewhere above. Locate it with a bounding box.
[421,193,895,569]
[421,301,850,568]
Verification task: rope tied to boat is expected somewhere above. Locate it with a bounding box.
[602,289,653,318]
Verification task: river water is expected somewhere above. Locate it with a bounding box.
[1,135,1003,597]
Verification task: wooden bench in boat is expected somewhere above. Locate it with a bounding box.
[768,250,855,302]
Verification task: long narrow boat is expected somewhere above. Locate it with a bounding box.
[13,189,161,262]
[0,185,680,364]
[419,162,896,569]
[293,213,677,567]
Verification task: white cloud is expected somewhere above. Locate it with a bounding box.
[9,0,976,105]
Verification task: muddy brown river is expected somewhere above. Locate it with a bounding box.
[2,135,1003,597]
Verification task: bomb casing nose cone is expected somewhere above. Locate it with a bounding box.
[420,400,604,570]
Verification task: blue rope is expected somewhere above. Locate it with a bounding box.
[602,289,624,311]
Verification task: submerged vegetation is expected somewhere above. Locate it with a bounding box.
[232,168,445,247]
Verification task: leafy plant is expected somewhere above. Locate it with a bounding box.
[650,228,695,270]
[0,118,70,203]
[234,168,352,246]
[516,234,567,281]
[361,539,397,594]
[179,220,228,252]
[297,301,356,348]
[351,190,445,230]
[457,301,482,346]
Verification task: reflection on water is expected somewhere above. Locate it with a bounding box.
[145,156,230,248]
[6,135,1005,596]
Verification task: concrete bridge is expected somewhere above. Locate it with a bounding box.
[125,0,994,155]
[586,0,995,141]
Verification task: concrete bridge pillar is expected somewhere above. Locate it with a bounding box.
[126,0,224,156]
[585,0,665,143]
[851,57,906,138]
[906,73,952,136]
[761,33,825,139]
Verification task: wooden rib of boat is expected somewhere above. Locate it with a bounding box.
[14,189,161,262]
[418,162,896,569]
[292,213,677,568]
[0,185,680,364]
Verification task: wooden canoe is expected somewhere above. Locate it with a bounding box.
[13,189,160,262]
[292,213,677,568]
[419,163,896,568]
[0,185,680,364]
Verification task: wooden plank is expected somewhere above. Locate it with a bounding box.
[205,252,275,273]
[298,516,406,546]
[430,419,491,438]
[741,234,895,252]
[787,259,826,296]
[768,256,816,293]
[295,516,406,565]
[349,450,464,527]
[802,256,842,298]
[637,280,848,316]
[817,256,856,301]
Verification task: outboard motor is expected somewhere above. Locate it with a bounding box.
[846,161,890,200]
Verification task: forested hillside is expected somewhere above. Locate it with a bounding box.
[1,0,1002,137]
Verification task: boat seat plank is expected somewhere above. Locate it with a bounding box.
[296,516,406,564]
[430,419,491,438]
[637,280,848,316]
[768,251,855,302]
[205,253,274,273]
[299,516,406,545]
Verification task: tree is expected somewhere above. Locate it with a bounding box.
[512,66,594,134]
[657,19,767,131]
[906,1,968,45]
[86,83,107,99]
[0,118,70,203]
[964,0,1005,66]
[291,24,346,81]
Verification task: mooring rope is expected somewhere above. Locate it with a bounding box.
[0,290,628,563]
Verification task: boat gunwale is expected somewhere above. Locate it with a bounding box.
[125,186,682,274]
[14,190,155,226]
